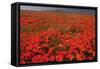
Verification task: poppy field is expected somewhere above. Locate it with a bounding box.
[20,10,96,64]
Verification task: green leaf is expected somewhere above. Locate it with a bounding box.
[84,51,93,57]
[65,45,70,51]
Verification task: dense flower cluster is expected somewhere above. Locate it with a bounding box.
[20,11,96,64]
